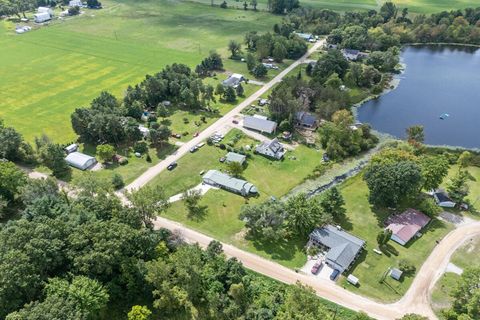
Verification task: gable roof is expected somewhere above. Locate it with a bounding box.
[386,209,431,244]
[243,115,277,133]
[434,190,453,203]
[202,170,257,195]
[255,138,285,159]
[222,74,244,87]
[295,111,317,126]
[225,152,246,164]
[310,225,365,271]
[343,49,360,55]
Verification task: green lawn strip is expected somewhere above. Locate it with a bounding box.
[442,165,480,215]
[450,235,480,270]
[336,174,454,302]
[430,272,460,317]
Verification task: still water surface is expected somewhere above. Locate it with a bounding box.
[357,45,480,149]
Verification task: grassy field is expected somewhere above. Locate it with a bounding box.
[442,165,480,214]
[0,0,280,143]
[336,174,454,302]
[152,129,322,267]
[191,0,480,13]
[430,272,460,316]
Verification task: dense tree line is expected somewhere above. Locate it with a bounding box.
[0,170,368,319]
[442,266,480,319]
[195,51,224,77]
[281,4,480,48]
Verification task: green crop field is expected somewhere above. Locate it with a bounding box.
[194,0,480,13]
[0,0,280,143]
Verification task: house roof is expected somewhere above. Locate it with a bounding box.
[203,170,257,194]
[390,268,403,280]
[225,152,246,164]
[386,209,431,244]
[295,32,313,40]
[255,138,285,159]
[65,152,96,168]
[343,49,360,55]
[434,190,453,203]
[243,115,277,133]
[222,74,244,87]
[310,225,365,271]
[296,111,317,126]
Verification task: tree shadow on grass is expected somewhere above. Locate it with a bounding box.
[334,211,353,231]
[154,143,178,160]
[187,205,209,222]
[248,235,307,263]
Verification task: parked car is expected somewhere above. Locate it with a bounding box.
[167,162,177,171]
[219,157,226,163]
[189,146,198,153]
[171,133,181,139]
[322,153,330,162]
[232,119,239,124]
[196,142,205,148]
[311,261,323,275]
[193,132,199,137]
[330,269,340,281]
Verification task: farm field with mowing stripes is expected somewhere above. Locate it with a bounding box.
[195,0,480,13]
[0,0,280,143]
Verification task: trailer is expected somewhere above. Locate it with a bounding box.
[34,12,51,23]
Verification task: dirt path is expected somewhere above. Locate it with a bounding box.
[123,40,325,191]
[153,216,480,320]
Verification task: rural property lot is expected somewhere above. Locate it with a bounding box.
[0,0,280,142]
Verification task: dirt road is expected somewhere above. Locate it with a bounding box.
[153,216,480,320]
[124,40,325,191]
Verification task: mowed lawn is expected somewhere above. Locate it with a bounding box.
[190,0,480,13]
[336,174,454,302]
[0,0,279,142]
[152,129,323,267]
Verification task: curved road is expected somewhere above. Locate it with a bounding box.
[153,217,480,320]
[124,40,325,191]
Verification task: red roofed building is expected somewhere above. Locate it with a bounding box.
[385,209,431,246]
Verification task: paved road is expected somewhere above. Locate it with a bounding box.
[153,216,480,320]
[124,40,325,191]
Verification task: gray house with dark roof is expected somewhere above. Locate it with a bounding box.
[295,111,318,130]
[309,225,365,272]
[255,138,286,160]
[202,170,257,196]
[243,115,277,134]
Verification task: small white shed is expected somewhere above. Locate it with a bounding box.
[347,274,359,285]
[34,12,51,23]
[65,152,97,170]
[65,143,78,154]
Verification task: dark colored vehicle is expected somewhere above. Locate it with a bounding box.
[311,261,323,275]
[330,269,340,281]
[322,153,330,162]
[167,162,177,171]
[232,120,239,124]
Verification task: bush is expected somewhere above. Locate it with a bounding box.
[183,117,189,124]
[118,158,128,165]
[111,173,124,190]
[146,154,152,163]
[220,0,227,8]
[134,142,148,154]
[399,260,416,275]
[219,144,226,150]
[68,6,80,15]
[416,197,441,217]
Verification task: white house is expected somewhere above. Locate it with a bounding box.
[65,152,97,170]
[222,74,244,88]
[34,12,51,23]
[433,190,456,208]
[69,0,83,7]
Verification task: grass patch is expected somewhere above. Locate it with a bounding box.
[430,272,460,316]
[450,235,480,270]
[154,129,323,267]
[0,0,280,143]
[336,174,454,302]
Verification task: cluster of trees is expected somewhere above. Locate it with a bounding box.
[244,31,308,61]
[0,0,36,19]
[319,110,378,160]
[0,119,35,163]
[363,142,452,208]
[215,82,242,102]
[195,51,223,77]
[442,266,480,320]
[0,169,371,319]
[240,188,345,241]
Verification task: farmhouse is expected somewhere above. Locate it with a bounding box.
[243,115,277,134]
[433,190,456,208]
[294,32,313,41]
[341,49,366,61]
[202,170,257,196]
[385,209,431,246]
[255,138,286,160]
[309,225,365,273]
[65,152,97,170]
[225,152,246,165]
[222,73,244,88]
[295,111,318,130]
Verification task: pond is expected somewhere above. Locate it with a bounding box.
[357,45,480,149]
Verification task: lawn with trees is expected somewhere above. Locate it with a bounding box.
[0,0,280,142]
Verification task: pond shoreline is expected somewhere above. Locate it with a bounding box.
[354,45,480,151]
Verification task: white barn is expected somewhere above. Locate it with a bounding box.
[65,152,97,170]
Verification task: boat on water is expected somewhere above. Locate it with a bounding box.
[439,113,450,120]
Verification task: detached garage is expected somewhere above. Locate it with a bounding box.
[65,152,97,170]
